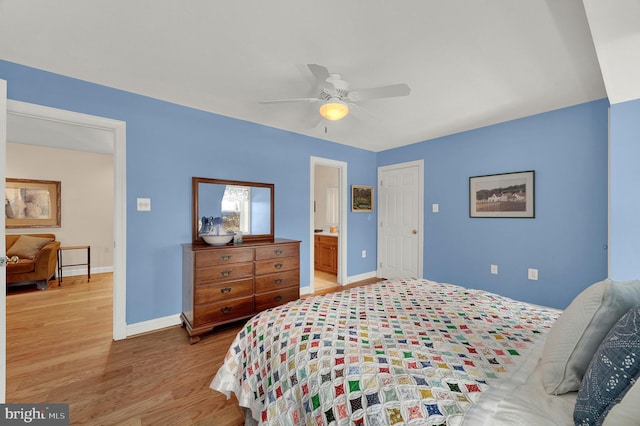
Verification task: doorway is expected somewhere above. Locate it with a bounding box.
[309,157,347,294]
[5,100,127,340]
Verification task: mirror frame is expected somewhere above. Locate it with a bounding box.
[192,177,275,243]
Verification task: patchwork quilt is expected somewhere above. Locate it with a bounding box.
[211,278,559,425]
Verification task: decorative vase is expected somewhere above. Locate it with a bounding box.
[199,216,213,235]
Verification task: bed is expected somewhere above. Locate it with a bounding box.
[211,277,640,425]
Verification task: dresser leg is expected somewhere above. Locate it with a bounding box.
[189,335,201,344]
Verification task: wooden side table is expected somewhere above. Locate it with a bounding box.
[57,245,91,286]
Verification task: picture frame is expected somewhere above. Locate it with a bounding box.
[352,185,374,212]
[5,178,61,228]
[469,170,534,218]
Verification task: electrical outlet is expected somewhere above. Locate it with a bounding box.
[491,264,498,275]
[432,203,439,213]
[362,250,366,258]
[528,268,539,280]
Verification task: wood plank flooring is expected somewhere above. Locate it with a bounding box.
[313,270,338,292]
[6,273,382,425]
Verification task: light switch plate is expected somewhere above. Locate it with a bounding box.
[137,198,151,211]
[432,203,439,213]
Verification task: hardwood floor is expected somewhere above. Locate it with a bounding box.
[6,272,382,425]
[313,270,338,292]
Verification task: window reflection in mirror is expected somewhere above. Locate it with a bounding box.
[221,186,250,233]
[218,186,271,235]
[194,177,274,242]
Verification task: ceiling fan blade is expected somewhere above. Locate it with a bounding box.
[307,64,331,83]
[348,102,377,120]
[348,83,411,102]
[259,97,321,104]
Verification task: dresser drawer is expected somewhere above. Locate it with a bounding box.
[255,256,299,276]
[194,296,254,326]
[255,287,299,312]
[195,278,254,304]
[195,248,254,267]
[255,270,299,293]
[255,243,299,260]
[195,262,254,283]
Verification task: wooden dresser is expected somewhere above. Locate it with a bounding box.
[181,238,300,343]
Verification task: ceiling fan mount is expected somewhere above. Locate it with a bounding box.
[260,64,410,123]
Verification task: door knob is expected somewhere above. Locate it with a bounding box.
[412,230,417,234]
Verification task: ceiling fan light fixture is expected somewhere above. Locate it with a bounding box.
[319,99,349,121]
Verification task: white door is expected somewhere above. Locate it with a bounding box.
[1,78,8,402]
[377,160,423,279]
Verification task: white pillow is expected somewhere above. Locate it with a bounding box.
[540,278,640,395]
[603,376,640,426]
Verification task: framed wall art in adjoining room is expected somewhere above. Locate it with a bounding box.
[5,178,61,228]
[469,170,535,218]
[352,185,374,212]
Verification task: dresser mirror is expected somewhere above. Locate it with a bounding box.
[192,177,274,243]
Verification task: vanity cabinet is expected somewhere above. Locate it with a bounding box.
[314,235,337,275]
[182,239,300,343]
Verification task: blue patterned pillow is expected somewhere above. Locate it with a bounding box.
[574,305,640,426]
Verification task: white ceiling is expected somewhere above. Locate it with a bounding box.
[0,1,615,152]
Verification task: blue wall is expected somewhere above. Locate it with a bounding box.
[0,60,378,324]
[378,100,610,309]
[1,59,612,317]
[609,98,640,280]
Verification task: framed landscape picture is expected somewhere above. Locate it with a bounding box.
[5,178,61,228]
[352,185,374,212]
[469,171,534,218]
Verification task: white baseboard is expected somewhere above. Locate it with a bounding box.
[302,270,379,295]
[127,313,182,337]
[59,266,113,277]
[126,270,379,336]
[345,271,377,284]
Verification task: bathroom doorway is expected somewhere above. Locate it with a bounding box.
[309,157,347,294]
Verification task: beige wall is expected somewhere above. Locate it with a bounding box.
[6,143,114,273]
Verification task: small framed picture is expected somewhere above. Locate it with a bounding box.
[469,171,534,218]
[352,185,374,212]
[5,178,62,228]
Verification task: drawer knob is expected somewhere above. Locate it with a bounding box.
[274,249,283,255]
[274,278,283,285]
[220,287,232,294]
[221,255,231,261]
[221,270,232,277]
[274,295,282,302]
[220,307,232,314]
[274,263,283,269]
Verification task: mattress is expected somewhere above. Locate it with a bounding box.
[211,278,562,425]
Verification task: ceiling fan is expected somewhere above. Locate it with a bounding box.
[260,64,411,123]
